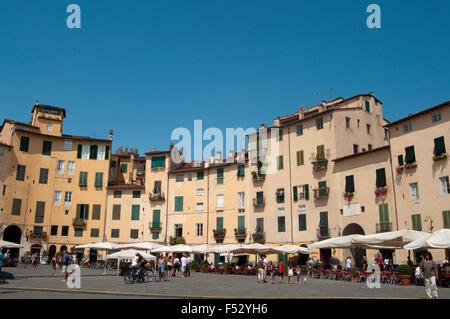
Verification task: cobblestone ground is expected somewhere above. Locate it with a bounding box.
[0,265,449,299]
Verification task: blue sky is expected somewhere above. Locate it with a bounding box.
[1,1,449,157]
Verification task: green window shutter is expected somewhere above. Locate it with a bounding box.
[237,165,245,177]
[304,184,309,200]
[105,145,110,160]
[238,216,245,230]
[376,168,387,188]
[92,205,101,220]
[197,171,204,180]
[12,198,22,215]
[433,137,446,155]
[131,205,140,220]
[95,172,103,187]
[443,211,450,229]
[35,201,45,223]
[278,128,283,141]
[405,146,416,164]
[152,210,161,228]
[217,168,224,177]
[77,144,82,159]
[216,217,223,230]
[412,214,422,231]
[20,136,30,152]
[278,216,285,232]
[293,186,298,202]
[345,175,355,193]
[79,172,87,187]
[319,211,328,228]
[112,205,121,220]
[278,155,283,170]
[365,100,370,112]
[90,145,98,160]
[398,155,404,166]
[317,145,325,160]
[121,164,127,173]
[175,196,183,212]
[379,204,389,222]
[151,156,166,168]
[297,150,304,166]
[299,214,307,231]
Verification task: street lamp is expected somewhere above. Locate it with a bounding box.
[424,216,434,233]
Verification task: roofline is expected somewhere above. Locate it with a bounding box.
[0,142,13,148]
[384,100,450,128]
[107,184,145,190]
[32,104,67,118]
[332,145,390,162]
[13,128,112,143]
[145,150,171,156]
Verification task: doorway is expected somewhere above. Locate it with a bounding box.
[2,225,22,259]
[342,223,366,268]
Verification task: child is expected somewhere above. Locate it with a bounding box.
[295,265,301,284]
[288,265,294,284]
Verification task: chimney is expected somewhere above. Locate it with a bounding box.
[152,147,156,152]
[298,106,305,120]
[216,151,222,163]
[109,130,113,141]
[210,155,214,163]
[274,117,281,127]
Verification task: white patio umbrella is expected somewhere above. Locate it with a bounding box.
[151,245,172,254]
[308,234,366,249]
[404,229,450,250]
[213,244,242,254]
[353,230,428,248]
[169,244,193,253]
[0,240,23,248]
[275,245,312,254]
[74,242,121,250]
[190,244,218,254]
[229,243,279,254]
[116,242,163,251]
[106,249,157,276]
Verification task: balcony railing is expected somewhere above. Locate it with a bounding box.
[213,229,226,239]
[73,218,87,227]
[376,222,392,233]
[234,228,247,239]
[28,232,48,241]
[313,187,330,199]
[251,171,265,182]
[312,158,328,171]
[316,227,330,239]
[253,197,265,207]
[149,222,162,232]
[252,232,265,244]
[149,192,165,201]
[150,166,165,171]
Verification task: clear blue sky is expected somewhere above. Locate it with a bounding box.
[1,0,449,156]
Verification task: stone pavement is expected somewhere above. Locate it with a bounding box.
[0,266,449,299]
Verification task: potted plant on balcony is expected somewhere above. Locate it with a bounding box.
[397,265,413,286]
[433,153,448,161]
[375,187,388,197]
[396,166,404,174]
[343,192,353,201]
[405,162,417,169]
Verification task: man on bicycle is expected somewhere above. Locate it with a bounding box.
[133,253,146,277]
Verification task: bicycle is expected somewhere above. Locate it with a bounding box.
[124,268,152,284]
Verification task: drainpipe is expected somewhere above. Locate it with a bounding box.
[287,125,294,244]
[386,131,400,231]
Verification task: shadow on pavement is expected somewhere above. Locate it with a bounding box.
[0,271,15,284]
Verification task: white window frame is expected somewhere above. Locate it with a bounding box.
[196,223,203,237]
[298,185,306,200]
[409,183,419,200]
[432,113,442,123]
[197,188,204,196]
[97,145,106,160]
[238,192,245,207]
[67,161,75,175]
[176,174,184,182]
[46,124,53,131]
[217,194,224,208]
[54,191,62,206]
[196,203,203,211]
[81,145,90,159]
[440,176,449,195]
[64,191,72,206]
[64,140,72,151]
[403,123,412,133]
[56,160,65,175]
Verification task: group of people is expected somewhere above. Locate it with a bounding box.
[256,255,305,285]
[23,252,40,269]
[49,250,75,281]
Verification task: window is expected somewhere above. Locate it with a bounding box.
[120,164,127,173]
[174,224,183,238]
[256,191,264,205]
[296,150,304,166]
[188,173,192,181]
[293,184,309,201]
[112,205,121,220]
[46,124,53,131]
[67,161,75,175]
[353,144,359,154]
[65,210,69,215]
[76,204,89,219]
[93,172,103,187]
[151,156,166,168]
[316,118,323,130]
[357,119,360,127]
[378,203,390,232]
[196,224,203,236]
[365,100,370,112]
[398,155,404,166]
[368,144,373,150]
[197,171,204,180]
[237,165,245,177]
[51,225,58,236]
[277,128,283,141]
[16,165,26,181]
[439,177,450,195]
[92,204,101,220]
[345,117,350,129]
[39,168,49,184]
[296,125,303,136]
[276,188,285,203]
[133,191,141,198]
[74,228,83,237]
[79,172,88,187]
[113,191,122,198]
[412,214,422,231]
[42,140,52,156]
[197,203,203,211]
[53,191,62,206]
[238,208,245,213]
[56,160,65,175]
[176,174,184,182]
[217,168,224,184]
[299,214,307,231]
[366,124,371,134]
[20,136,30,152]
[316,145,325,160]
[111,229,120,238]
[405,146,416,164]
[256,218,264,233]
[33,226,43,235]
[130,229,139,239]
[64,140,72,151]
[91,228,100,238]
[216,217,223,230]
[35,201,45,223]
[278,216,286,233]
[61,226,69,236]
[433,137,446,155]
[89,145,98,160]
[409,183,419,200]
[80,145,90,159]
[110,161,117,168]
[175,196,184,212]
[152,210,161,228]
[403,123,412,133]
[197,188,204,196]
[376,168,387,188]
[432,113,442,123]
[97,145,106,160]
[12,198,22,215]
[443,211,450,229]
[277,155,283,170]
[345,175,355,193]
[318,181,327,196]
[217,194,224,208]
[153,181,162,194]
[319,212,329,235]
[238,192,245,207]
[131,205,140,220]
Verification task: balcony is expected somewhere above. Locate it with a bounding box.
[234,228,247,239]
[253,197,265,208]
[375,187,388,197]
[28,231,48,241]
[149,222,162,232]
[312,159,328,171]
[404,162,417,170]
[252,232,265,244]
[150,166,165,172]
[313,187,330,199]
[433,153,448,161]
[376,222,392,233]
[316,227,330,239]
[251,171,265,182]
[149,192,165,202]
[73,218,86,227]
[213,229,226,239]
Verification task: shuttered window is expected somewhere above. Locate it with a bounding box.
[277,155,283,170]
[296,125,303,136]
[120,164,127,173]
[35,201,45,223]
[237,165,245,177]
[304,184,309,200]
[379,204,390,225]
[365,100,370,112]
[256,218,264,233]
[278,216,286,232]
[293,186,298,202]
[238,216,245,230]
[131,205,140,221]
[256,191,264,205]
[76,204,89,219]
[20,136,30,152]
[175,196,183,212]
[433,136,446,155]
[316,118,323,130]
[318,181,327,196]
[299,214,307,231]
[79,172,88,187]
[376,168,387,187]
[217,168,224,184]
[412,214,422,231]
[39,168,49,184]
[197,171,204,180]
[405,146,416,164]
[398,155,404,166]
[112,205,121,220]
[92,204,101,220]
[133,191,141,198]
[152,210,161,228]
[105,145,110,160]
[89,145,98,160]
[94,172,103,187]
[319,212,328,232]
[151,156,166,168]
[216,217,223,230]
[77,144,82,159]
[111,229,120,238]
[443,211,450,229]
[42,140,52,156]
[345,175,355,193]
[16,165,26,181]
[439,177,450,195]
[91,228,99,238]
[297,150,304,166]
[153,181,162,194]
[317,145,325,160]
[276,188,285,203]
[12,198,22,215]
[130,229,139,239]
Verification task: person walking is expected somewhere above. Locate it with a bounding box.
[50,254,58,276]
[262,255,269,283]
[345,256,352,271]
[61,250,72,282]
[0,249,10,282]
[173,255,180,277]
[256,257,265,284]
[278,259,285,284]
[181,254,187,278]
[31,253,39,269]
[186,255,191,277]
[288,265,294,284]
[295,265,302,284]
[158,256,166,282]
[420,252,439,299]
